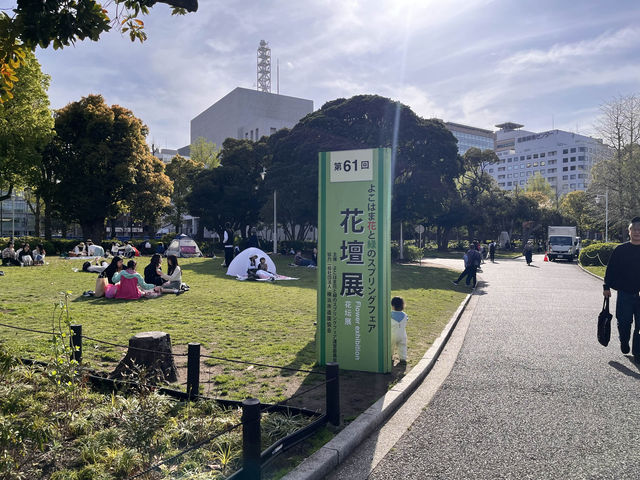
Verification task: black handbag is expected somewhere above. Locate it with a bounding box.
[597,297,613,347]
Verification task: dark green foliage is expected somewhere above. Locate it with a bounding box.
[579,242,618,266]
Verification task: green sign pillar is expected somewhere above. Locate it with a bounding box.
[317,148,391,373]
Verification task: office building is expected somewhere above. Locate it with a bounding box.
[488,122,608,194]
[445,122,495,154]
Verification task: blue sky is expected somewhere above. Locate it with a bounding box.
[31,0,640,149]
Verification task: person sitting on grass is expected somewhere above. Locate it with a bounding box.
[112,260,161,299]
[159,255,186,295]
[17,243,33,266]
[33,244,46,265]
[256,257,276,281]
[68,242,87,257]
[294,250,316,267]
[2,242,20,266]
[247,254,260,280]
[100,256,124,285]
[144,254,165,286]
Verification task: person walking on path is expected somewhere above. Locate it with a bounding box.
[603,216,640,360]
[489,241,496,263]
[222,222,234,267]
[523,241,534,266]
[453,242,481,288]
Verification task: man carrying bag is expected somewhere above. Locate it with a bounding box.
[603,216,640,360]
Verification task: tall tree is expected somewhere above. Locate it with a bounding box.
[590,94,640,239]
[264,95,462,240]
[560,190,594,236]
[0,50,53,202]
[190,137,220,169]
[525,172,556,208]
[1,0,197,102]
[53,94,171,242]
[164,154,204,233]
[187,138,268,238]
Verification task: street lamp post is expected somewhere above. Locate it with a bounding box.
[595,188,609,242]
[260,168,277,254]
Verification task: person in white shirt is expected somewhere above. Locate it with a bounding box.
[160,254,185,295]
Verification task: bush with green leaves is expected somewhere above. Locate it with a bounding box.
[579,242,618,266]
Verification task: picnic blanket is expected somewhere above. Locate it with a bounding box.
[235,274,299,281]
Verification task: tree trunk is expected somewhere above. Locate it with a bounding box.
[0,184,13,202]
[43,200,52,240]
[109,331,178,383]
[33,197,41,238]
[81,219,105,243]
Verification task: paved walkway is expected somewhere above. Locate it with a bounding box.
[332,255,640,479]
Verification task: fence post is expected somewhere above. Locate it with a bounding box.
[186,342,200,399]
[70,324,82,363]
[326,362,340,426]
[241,398,261,480]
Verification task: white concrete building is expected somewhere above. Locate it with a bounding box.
[190,87,313,149]
[488,122,608,194]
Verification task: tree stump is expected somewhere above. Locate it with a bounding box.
[110,331,178,383]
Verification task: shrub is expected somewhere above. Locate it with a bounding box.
[579,242,618,266]
[580,239,600,248]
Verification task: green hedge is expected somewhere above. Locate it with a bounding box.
[579,242,618,266]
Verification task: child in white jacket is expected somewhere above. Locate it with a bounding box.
[391,296,408,363]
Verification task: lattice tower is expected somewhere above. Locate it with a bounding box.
[257,40,271,93]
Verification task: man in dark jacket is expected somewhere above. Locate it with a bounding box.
[604,216,640,360]
[453,242,482,288]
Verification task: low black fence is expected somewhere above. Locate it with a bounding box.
[0,321,341,479]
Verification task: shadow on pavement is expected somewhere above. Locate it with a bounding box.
[609,360,640,380]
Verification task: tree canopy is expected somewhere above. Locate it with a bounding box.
[165,154,204,233]
[262,95,462,240]
[52,94,172,242]
[187,138,268,238]
[0,49,53,201]
[190,136,220,169]
[1,0,197,102]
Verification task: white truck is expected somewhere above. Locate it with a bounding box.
[547,226,580,262]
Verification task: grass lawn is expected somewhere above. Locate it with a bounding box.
[0,255,466,410]
[582,265,605,278]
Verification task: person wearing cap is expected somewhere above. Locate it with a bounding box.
[603,216,640,360]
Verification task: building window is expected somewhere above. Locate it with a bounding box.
[548,159,556,165]
[507,181,512,186]
[570,174,576,179]
[578,156,585,161]
[570,157,576,162]
[533,162,538,167]
[520,156,525,160]
[570,183,576,188]
[540,152,546,157]
[526,155,531,160]
[570,166,576,170]
[520,180,525,185]
[579,147,586,152]
[563,149,569,154]
[498,175,505,179]
[548,177,556,182]
[562,175,568,180]
[570,148,576,153]
[533,154,538,158]
[540,161,546,166]
[563,158,568,163]
[549,151,557,156]
[563,167,568,171]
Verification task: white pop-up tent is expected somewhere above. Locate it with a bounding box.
[165,234,203,258]
[226,247,276,277]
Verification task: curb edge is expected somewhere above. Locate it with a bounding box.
[281,291,474,480]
